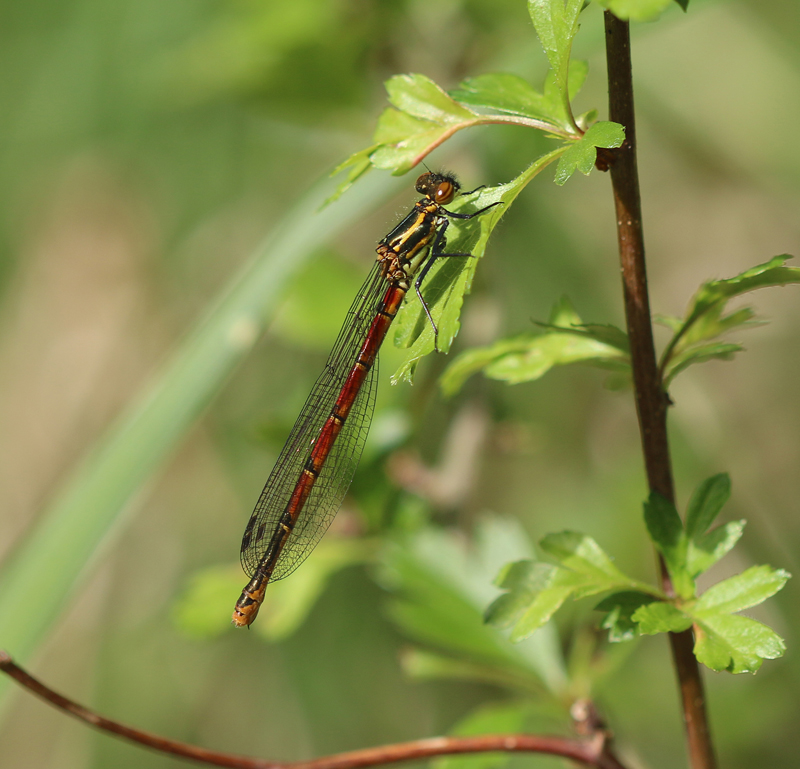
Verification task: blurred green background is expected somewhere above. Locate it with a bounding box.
[0,0,798,767]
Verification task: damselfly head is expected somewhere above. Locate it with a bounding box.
[415,172,460,205]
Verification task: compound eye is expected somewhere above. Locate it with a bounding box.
[435,181,455,204]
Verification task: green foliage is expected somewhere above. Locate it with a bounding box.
[634,566,789,673]
[486,533,656,643]
[659,255,800,387]
[440,297,630,395]
[528,0,584,131]
[450,60,588,130]
[487,475,789,674]
[380,517,568,697]
[390,150,565,383]
[554,122,626,185]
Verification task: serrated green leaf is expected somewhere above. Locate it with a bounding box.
[696,565,790,615]
[687,520,745,578]
[685,473,731,538]
[386,73,477,123]
[391,149,566,384]
[632,601,693,634]
[450,73,554,121]
[509,581,581,642]
[596,591,657,642]
[326,145,377,204]
[540,531,629,583]
[643,492,693,598]
[528,0,584,129]
[451,62,589,134]
[440,298,630,396]
[381,521,567,691]
[554,122,625,185]
[661,255,800,384]
[663,342,744,387]
[693,612,786,673]
[485,562,558,628]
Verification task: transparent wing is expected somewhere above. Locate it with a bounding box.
[240,263,386,579]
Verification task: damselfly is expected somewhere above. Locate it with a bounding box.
[233,172,500,626]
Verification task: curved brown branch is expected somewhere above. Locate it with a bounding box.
[0,651,627,769]
[603,11,717,769]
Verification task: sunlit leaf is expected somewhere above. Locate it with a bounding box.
[528,0,584,128]
[660,255,800,385]
[685,473,731,538]
[554,121,625,185]
[643,492,693,599]
[695,565,790,615]
[391,149,566,384]
[687,520,745,578]
[440,297,629,396]
[596,591,657,642]
[693,612,786,674]
[632,602,693,635]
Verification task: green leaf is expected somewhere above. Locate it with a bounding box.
[632,602,693,635]
[508,573,587,642]
[554,121,625,185]
[528,0,585,129]
[695,565,790,615]
[387,73,477,123]
[381,521,567,692]
[539,531,629,584]
[440,297,630,396]
[450,73,556,122]
[391,149,566,384]
[623,564,790,673]
[450,62,590,134]
[592,0,676,23]
[643,492,693,599]
[489,532,649,644]
[661,255,800,385]
[663,342,744,387]
[326,145,378,204]
[485,561,559,628]
[685,473,731,538]
[693,612,786,674]
[596,591,657,642]
[687,520,745,578]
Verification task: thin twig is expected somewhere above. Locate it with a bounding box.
[603,11,717,769]
[0,650,628,769]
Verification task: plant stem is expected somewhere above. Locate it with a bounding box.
[0,650,629,769]
[602,11,717,769]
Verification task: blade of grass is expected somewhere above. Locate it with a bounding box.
[0,169,405,709]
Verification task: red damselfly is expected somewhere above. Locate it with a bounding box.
[233,172,500,626]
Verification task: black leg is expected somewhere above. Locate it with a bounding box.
[441,200,503,220]
[414,221,480,352]
[459,184,486,196]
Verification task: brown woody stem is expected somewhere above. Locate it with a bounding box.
[603,11,717,769]
[0,650,627,769]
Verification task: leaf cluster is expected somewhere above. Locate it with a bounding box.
[444,256,800,395]
[486,475,789,674]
